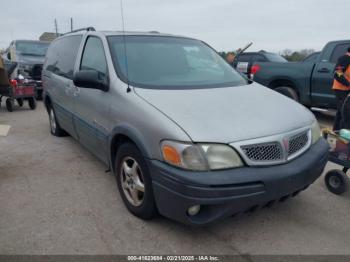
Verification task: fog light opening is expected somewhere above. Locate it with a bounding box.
[187,205,201,216]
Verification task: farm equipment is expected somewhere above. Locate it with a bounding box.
[323,129,350,195]
[0,57,36,112]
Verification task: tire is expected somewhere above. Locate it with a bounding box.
[6,98,14,112]
[48,105,67,137]
[115,142,157,220]
[274,86,299,102]
[36,90,43,100]
[325,169,349,195]
[28,98,37,110]
[17,98,24,107]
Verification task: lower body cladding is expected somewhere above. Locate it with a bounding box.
[148,139,329,225]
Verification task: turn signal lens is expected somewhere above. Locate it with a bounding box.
[162,145,181,165]
[311,121,321,144]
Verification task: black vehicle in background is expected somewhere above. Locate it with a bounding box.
[251,40,350,109]
[3,40,50,99]
[233,50,287,77]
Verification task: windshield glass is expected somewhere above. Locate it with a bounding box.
[108,36,247,89]
[265,53,287,62]
[15,41,49,56]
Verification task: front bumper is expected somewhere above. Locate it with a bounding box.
[148,138,329,225]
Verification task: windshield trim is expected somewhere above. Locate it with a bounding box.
[107,35,248,90]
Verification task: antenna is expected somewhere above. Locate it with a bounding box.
[70,17,73,32]
[120,0,131,92]
[54,19,58,37]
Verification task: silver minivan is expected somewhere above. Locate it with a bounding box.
[43,28,329,225]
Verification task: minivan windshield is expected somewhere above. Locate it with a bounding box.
[16,41,49,57]
[108,36,247,89]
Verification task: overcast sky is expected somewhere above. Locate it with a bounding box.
[1,0,349,52]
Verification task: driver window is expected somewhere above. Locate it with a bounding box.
[80,37,108,79]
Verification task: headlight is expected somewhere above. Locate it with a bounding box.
[160,141,244,171]
[311,121,321,144]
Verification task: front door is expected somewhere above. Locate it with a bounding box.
[73,36,110,163]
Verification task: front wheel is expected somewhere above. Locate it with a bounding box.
[325,169,349,195]
[48,106,67,137]
[115,142,157,220]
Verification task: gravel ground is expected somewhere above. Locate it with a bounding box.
[0,102,349,255]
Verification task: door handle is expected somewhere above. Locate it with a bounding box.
[318,68,330,73]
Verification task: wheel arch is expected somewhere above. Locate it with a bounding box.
[268,78,301,100]
[268,78,297,90]
[108,125,152,174]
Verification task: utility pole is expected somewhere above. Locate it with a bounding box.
[70,18,73,32]
[54,19,58,36]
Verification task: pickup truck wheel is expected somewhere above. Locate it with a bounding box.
[115,142,157,220]
[274,86,299,102]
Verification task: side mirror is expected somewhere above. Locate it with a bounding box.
[73,70,109,92]
[7,52,11,60]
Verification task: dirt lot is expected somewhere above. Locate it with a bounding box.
[0,102,350,255]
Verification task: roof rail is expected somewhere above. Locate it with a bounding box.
[62,27,96,36]
[149,31,160,33]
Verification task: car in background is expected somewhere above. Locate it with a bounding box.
[4,40,50,99]
[233,51,288,77]
[251,40,350,109]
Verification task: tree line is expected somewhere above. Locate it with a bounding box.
[219,49,316,62]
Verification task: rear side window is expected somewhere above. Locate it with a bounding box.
[303,52,320,63]
[253,54,267,62]
[330,44,350,63]
[80,37,108,78]
[237,54,252,62]
[45,35,82,79]
[264,53,287,62]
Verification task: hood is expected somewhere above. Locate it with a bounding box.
[16,54,45,65]
[135,83,315,143]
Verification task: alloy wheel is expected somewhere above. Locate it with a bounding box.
[49,109,57,134]
[120,157,145,207]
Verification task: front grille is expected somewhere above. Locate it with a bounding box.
[288,132,309,156]
[241,142,283,162]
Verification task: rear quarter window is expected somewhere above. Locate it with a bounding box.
[44,35,82,79]
[330,44,350,63]
[252,54,267,62]
[236,54,252,62]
